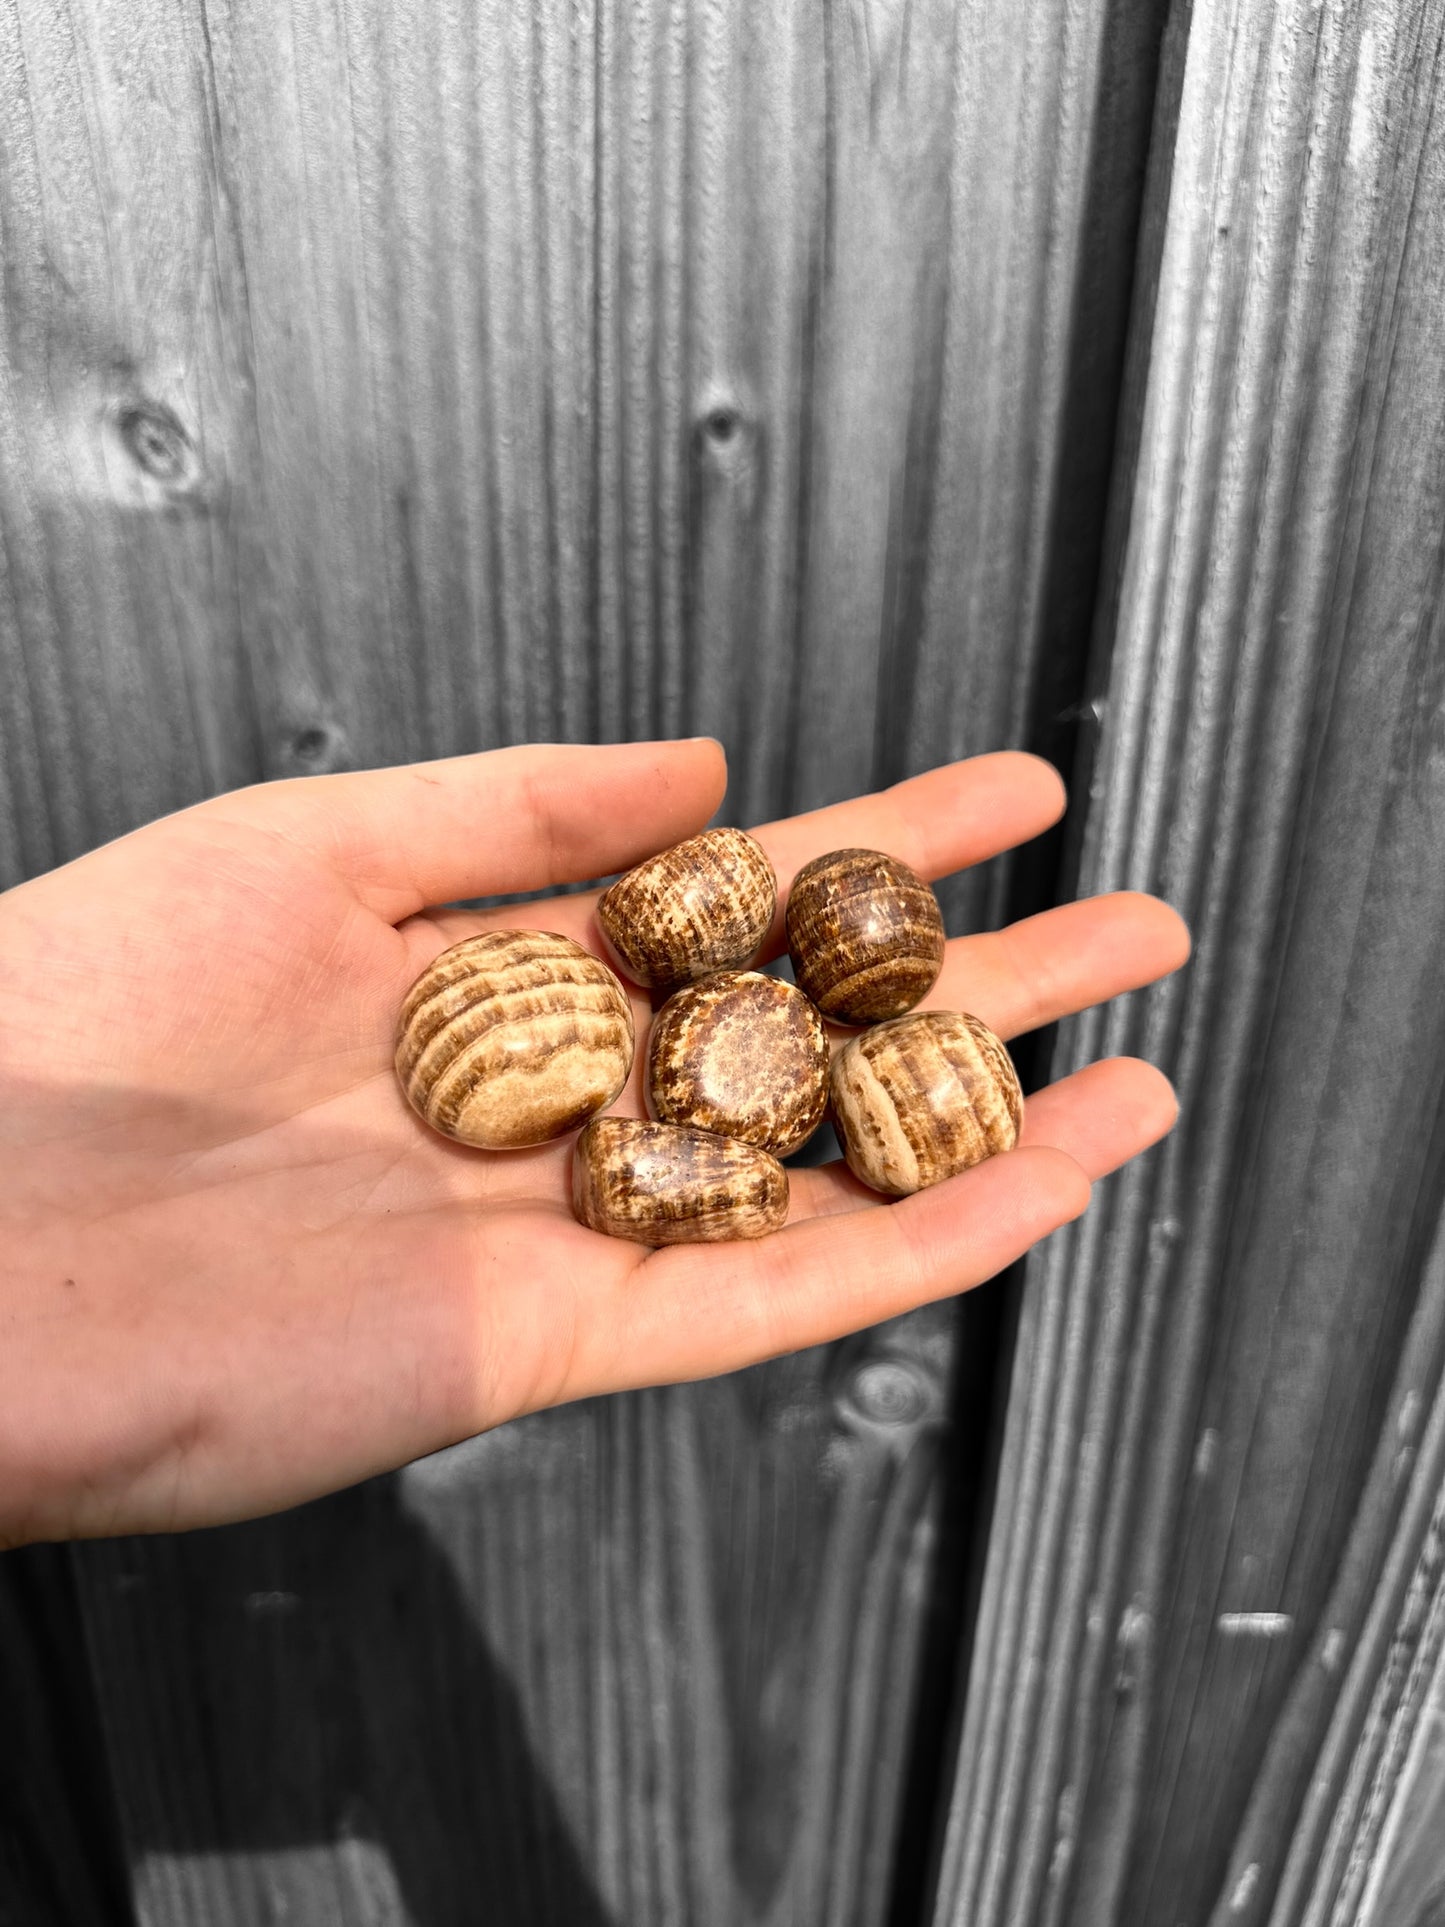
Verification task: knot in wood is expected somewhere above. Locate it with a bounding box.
[843,1358,935,1430]
[114,399,198,487]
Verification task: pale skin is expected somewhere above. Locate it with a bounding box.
[0,739,1189,1549]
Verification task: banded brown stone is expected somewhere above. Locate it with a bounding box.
[597,827,776,997]
[829,1009,1022,1196]
[571,1117,788,1244]
[784,848,945,1025]
[395,929,634,1149]
[647,969,828,1158]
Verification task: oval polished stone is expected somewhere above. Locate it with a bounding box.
[395,930,634,1149]
[785,848,945,1024]
[829,1009,1022,1197]
[648,970,829,1158]
[597,827,777,995]
[572,1117,789,1244]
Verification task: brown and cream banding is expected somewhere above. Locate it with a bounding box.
[829,1009,1023,1197]
[571,1117,789,1244]
[395,929,634,1149]
[785,848,945,1024]
[598,826,777,996]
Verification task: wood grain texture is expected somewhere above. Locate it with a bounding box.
[0,1545,135,1927]
[929,0,1445,1921]
[0,0,1173,1918]
[0,0,1165,914]
[1254,1211,1445,1927]
[68,1321,955,1926]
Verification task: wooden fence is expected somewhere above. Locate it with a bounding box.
[3,0,1444,1921]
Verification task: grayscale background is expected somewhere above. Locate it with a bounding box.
[3,1,1444,1922]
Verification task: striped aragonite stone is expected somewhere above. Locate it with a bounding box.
[829,1010,1023,1197]
[785,848,945,1024]
[597,827,777,996]
[395,930,634,1149]
[647,970,829,1157]
[572,1117,788,1243]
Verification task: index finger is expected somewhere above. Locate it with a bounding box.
[440,751,1065,962]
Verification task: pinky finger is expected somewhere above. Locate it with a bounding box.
[574,1145,1090,1395]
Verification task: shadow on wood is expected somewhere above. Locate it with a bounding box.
[68,1485,613,1927]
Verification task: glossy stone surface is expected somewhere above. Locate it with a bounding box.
[571,1117,789,1243]
[785,847,945,1024]
[597,827,777,995]
[648,970,829,1158]
[829,1009,1022,1196]
[395,930,634,1148]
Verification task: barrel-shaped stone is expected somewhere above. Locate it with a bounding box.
[785,848,945,1024]
[648,970,829,1158]
[395,930,634,1149]
[598,827,777,996]
[829,1009,1023,1196]
[572,1117,788,1243]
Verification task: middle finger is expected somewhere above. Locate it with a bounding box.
[923,891,1190,1042]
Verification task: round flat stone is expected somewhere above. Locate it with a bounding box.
[647,970,829,1158]
[395,930,634,1149]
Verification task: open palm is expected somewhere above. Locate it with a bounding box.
[0,740,1188,1547]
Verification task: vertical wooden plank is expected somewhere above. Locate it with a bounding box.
[1359,1664,1445,1927]
[194,0,421,771]
[0,0,263,885]
[891,0,1170,932]
[781,0,956,814]
[929,0,1445,1922]
[1214,1212,1445,1925]
[0,1545,134,1926]
[70,1313,952,1926]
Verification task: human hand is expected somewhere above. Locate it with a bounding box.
[0,740,1188,1547]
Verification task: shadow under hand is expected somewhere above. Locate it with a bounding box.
[57,1481,613,1927]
